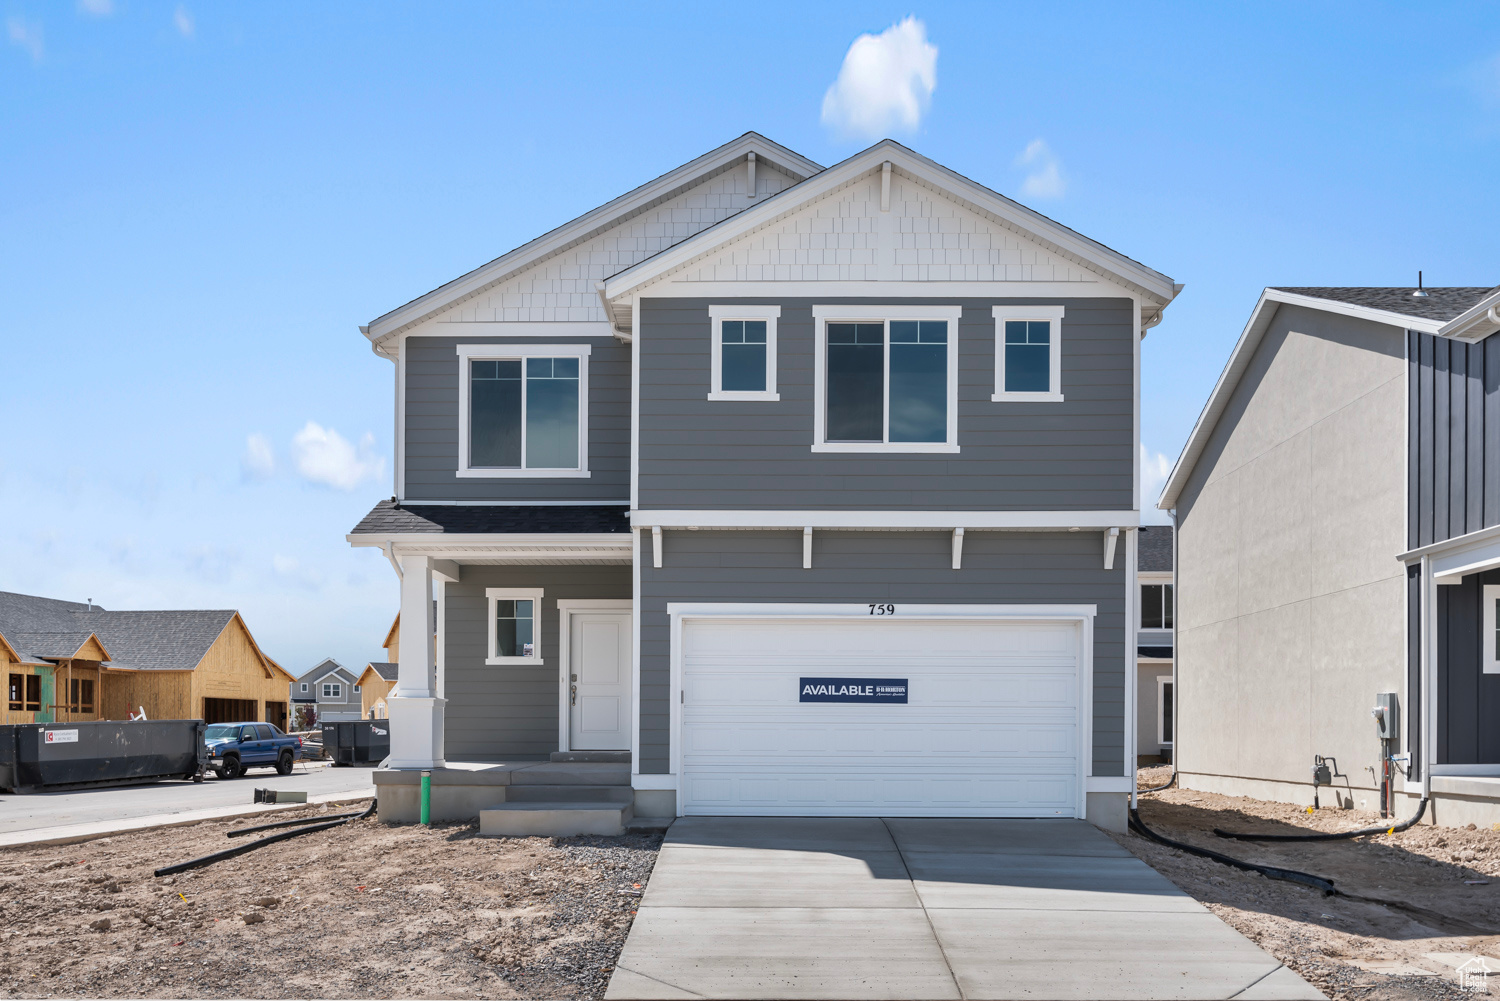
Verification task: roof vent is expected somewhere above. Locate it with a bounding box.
[1412,271,1429,298]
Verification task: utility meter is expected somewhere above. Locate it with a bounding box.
[1371,692,1399,740]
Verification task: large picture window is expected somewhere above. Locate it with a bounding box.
[487,587,544,665]
[456,344,590,478]
[708,305,779,401]
[812,306,962,453]
[992,305,1065,402]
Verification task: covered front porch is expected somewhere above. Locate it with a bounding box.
[346,501,650,827]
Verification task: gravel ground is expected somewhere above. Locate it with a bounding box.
[1121,767,1500,1001]
[0,800,661,999]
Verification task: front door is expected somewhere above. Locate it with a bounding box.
[568,611,631,750]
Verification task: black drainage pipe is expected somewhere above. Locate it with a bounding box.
[154,799,376,877]
[1214,797,1429,843]
[1129,807,1336,895]
[226,809,367,839]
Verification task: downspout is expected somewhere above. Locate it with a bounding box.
[1420,553,1432,801]
[384,542,404,581]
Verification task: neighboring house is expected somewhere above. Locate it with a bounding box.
[1159,284,1500,826]
[360,663,398,719]
[347,133,1180,830]
[0,590,294,726]
[289,658,363,723]
[1136,525,1173,763]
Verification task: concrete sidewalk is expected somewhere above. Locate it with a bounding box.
[606,817,1324,1000]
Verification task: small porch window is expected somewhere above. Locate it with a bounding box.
[487,588,544,665]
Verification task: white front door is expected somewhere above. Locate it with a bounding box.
[568,611,632,750]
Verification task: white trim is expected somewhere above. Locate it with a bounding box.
[368,499,631,506]
[1087,776,1132,793]
[365,133,822,346]
[484,587,544,666]
[1485,585,1500,675]
[417,321,615,337]
[802,526,813,569]
[601,142,1177,306]
[631,530,642,776]
[1103,527,1119,570]
[631,773,677,791]
[629,509,1139,530]
[396,335,407,500]
[455,343,592,478]
[556,599,634,753]
[1430,764,1500,777]
[1125,526,1137,802]
[299,683,308,693]
[708,305,780,401]
[951,527,964,570]
[435,579,446,702]
[1139,581,1174,630]
[640,280,1137,300]
[1156,674,1174,747]
[321,682,342,700]
[651,526,663,568]
[811,305,962,453]
[991,305,1066,401]
[630,296,641,510]
[665,602,1097,819]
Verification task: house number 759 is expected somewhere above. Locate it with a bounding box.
[868,604,895,615]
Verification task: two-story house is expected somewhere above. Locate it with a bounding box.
[348,134,1179,832]
[289,657,362,724]
[1159,284,1500,827]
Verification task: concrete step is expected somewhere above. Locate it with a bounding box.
[480,801,632,838]
[511,761,632,786]
[549,750,631,764]
[506,784,633,804]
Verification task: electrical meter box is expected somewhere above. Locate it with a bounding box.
[1373,692,1399,740]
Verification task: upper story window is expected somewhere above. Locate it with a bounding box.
[708,305,779,401]
[1140,583,1174,629]
[456,343,591,478]
[487,587,543,665]
[300,683,308,693]
[1485,585,1500,674]
[992,305,1065,402]
[811,306,962,453]
[322,683,341,699]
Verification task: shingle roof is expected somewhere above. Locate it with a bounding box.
[365,662,399,682]
[294,658,356,684]
[0,592,238,670]
[1138,526,1173,574]
[1269,287,1497,323]
[350,500,631,535]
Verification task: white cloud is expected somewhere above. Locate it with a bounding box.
[173,5,193,38]
[291,421,384,491]
[820,16,937,139]
[272,554,323,591]
[241,432,275,481]
[1016,139,1065,199]
[1139,445,1174,524]
[77,0,113,16]
[7,16,44,62]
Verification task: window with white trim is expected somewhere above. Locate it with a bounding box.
[812,305,962,453]
[1485,585,1500,674]
[322,683,341,699]
[992,305,1065,401]
[1158,677,1174,745]
[300,683,308,693]
[456,344,590,478]
[353,685,361,693]
[708,305,779,401]
[486,587,544,665]
[1141,583,1174,629]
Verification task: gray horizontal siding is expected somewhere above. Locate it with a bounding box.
[404,335,630,502]
[443,564,631,761]
[638,297,1135,511]
[1409,330,1500,548]
[638,529,1127,777]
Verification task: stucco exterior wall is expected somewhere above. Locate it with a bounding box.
[1175,303,1407,806]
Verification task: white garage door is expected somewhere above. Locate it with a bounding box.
[679,613,1083,817]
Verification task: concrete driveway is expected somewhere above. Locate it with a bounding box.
[605,817,1324,1000]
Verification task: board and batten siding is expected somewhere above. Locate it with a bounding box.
[1407,331,1500,550]
[638,529,1127,777]
[637,297,1135,511]
[442,564,631,760]
[403,335,630,502]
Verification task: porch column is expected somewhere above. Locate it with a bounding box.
[387,553,445,769]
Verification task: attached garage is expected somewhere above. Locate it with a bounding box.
[672,605,1092,818]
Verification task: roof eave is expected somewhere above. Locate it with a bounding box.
[1438,287,1500,341]
[362,133,824,351]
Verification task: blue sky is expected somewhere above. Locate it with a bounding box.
[3,2,1497,675]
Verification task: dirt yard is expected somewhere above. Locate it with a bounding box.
[1122,766,1500,1001]
[0,800,661,999]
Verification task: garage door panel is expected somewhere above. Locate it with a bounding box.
[680,615,1083,817]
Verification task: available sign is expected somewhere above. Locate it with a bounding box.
[799,678,908,704]
[43,729,79,744]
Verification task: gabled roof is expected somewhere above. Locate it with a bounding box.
[383,614,399,651]
[361,132,823,355]
[5,631,109,662]
[296,658,355,684]
[1158,285,1500,511]
[360,662,399,685]
[601,138,1179,322]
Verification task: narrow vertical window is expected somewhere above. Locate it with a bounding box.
[9,673,22,711]
[721,321,768,392]
[525,357,580,469]
[826,322,885,442]
[889,320,948,443]
[1004,321,1051,392]
[1487,585,1500,674]
[470,359,522,467]
[1160,681,1174,744]
[25,674,40,711]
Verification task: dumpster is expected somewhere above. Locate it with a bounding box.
[321,720,390,766]
[0,720,208,794]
